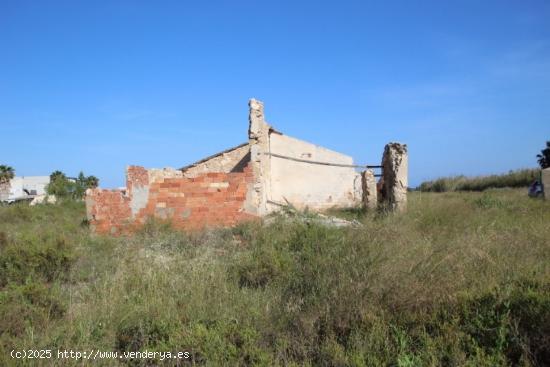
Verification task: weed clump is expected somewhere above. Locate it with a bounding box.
[0,234,74,287]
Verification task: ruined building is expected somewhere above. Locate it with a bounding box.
[86,99,407,234]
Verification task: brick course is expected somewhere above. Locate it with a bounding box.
[87,163,255,235]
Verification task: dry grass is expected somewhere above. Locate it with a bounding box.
[418,168,539,192]
[1,190,549,366]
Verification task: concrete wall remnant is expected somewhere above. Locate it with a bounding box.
[247,98,271,216]
[269,132,361,209]
[86,98,408,234]
[381,142,408,212]
[362,169,377,210]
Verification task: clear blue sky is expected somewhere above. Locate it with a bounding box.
[1,1,549,188]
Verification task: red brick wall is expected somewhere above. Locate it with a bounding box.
[86,189,132,235]
[87,164,255,235]
[127,165,149,191]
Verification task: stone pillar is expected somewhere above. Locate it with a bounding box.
[246,98,271,216]
[381,142,408,212]
[542,168,550,200]
[362,169,378,210]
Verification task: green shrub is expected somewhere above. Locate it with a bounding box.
[233,256,280,289]
[181,320,272,366]
[46,170,99,200]
[0,234,74,287]
[447,279,550,366]
[0,204,32,224]
[0,282,65,337]
[473,194,507,209]
[116,315,173,352]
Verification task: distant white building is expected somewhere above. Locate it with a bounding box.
[0,176,50,203]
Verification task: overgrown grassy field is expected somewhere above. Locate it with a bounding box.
[1,190,549,366]
[418,169,540,192]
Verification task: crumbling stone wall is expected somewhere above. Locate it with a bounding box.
[361,169,377,210]
[381,142,408,212]
[247,99,271,215]
[182,144,250,178]
[86,98,408,234]
[87,163,255,235]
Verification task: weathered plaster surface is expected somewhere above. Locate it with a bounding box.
[362,169,378,210]
[268,133,361,210]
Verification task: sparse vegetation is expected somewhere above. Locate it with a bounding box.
[0,165,15,183]
[419,168,539,192]
[0,189,549,366]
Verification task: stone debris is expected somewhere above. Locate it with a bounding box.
[264,210,362,228]
[29,194,57,206]
[314,214,362,228]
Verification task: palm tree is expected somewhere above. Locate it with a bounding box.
[86,176,99,188]
[0,165,15,183]
[49,170,66,182]
[537,141,550,169]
